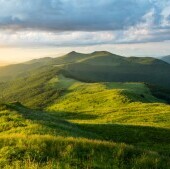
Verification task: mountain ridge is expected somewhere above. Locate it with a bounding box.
[0,51,170,168]
[161,55,170,64]
[0,51,170,89]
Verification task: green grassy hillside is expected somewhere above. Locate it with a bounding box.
[0,62,50,82]
[0,97,169,168]
[0,51,170,89]
[0,66,62,109]
[0,52,170,168]
[0,52,88,82]
[0,73,169,168]
[62,52,170,89]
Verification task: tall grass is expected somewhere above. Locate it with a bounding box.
[0,135,169,169]
[0,75,170,168]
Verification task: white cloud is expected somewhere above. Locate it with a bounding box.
[0,0,170,47]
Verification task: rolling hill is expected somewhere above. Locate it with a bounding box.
[0,74,170,168]
[0,51,170,89]
[62,52,170,89]
[1,100,169,168]
[0,51,170,168]
[0,62,50,81]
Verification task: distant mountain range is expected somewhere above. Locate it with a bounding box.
[61,51,170,89]
[160,55,170,64]
[0,51,170,89]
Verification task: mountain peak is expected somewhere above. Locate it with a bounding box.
[91,51,113,55]
[67,51,80,55]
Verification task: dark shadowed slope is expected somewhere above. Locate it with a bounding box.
[0,51,170,88]
[62,51,170,89]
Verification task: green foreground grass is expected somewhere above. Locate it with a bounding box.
[0,103,169,169]
[1,135,169,169]
[0,75,170,168]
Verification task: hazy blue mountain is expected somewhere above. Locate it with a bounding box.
[161,55,170,64]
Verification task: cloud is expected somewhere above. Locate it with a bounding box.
[0,0,156,31]
[0,0,170,47]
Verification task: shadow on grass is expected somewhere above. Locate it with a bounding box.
[48,111,98,120]
[148,84,170,104]
[5,103,99,139]
[5,102,170,157]
[78,123,170,156]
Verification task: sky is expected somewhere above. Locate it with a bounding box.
[0,0,170,63]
